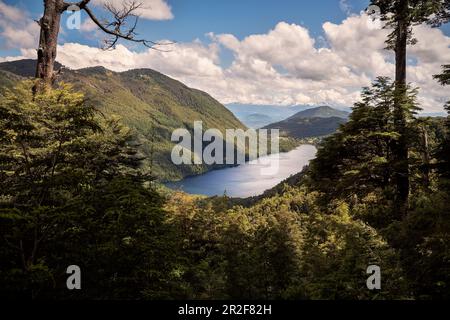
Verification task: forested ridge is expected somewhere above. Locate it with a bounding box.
[0,60,247,181]
[0,60,302,181]
[262,106,350,140]
[1,0,450,301]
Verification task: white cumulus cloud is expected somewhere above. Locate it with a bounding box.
[91,0,173,20]
[0,1,39,49]
[1,4,449,113]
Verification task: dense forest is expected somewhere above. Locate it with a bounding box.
[1,74,448,299]
[0,60,248,181]
[1,0,450,300]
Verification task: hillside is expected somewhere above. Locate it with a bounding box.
[0,60,246,181]
[226,104,307,128]
[0,70,22,90]
[287,105,349,119]
[243,113,274,129]
[263,106,348,139]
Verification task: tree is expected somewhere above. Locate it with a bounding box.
[0,81,176,299]
[434,65,450,181]
[310,78,419,208]
[369,0,450,210]
[34,0,170,90]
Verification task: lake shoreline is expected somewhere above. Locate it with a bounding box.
[165,144,317,198]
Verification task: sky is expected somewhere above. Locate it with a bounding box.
[0,0,449,113]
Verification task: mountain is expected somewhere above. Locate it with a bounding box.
[0,59,246,181]
[288,105,349,119]
[0,59,63,78]
[0,69,22,90]
[263,106,348,139]
[226,104,309,128]
[243,113,274,129]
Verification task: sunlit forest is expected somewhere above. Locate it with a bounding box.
[1,0,449,300]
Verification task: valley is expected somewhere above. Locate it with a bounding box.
[0,60,246,181]
[0,60,345,188]
[1,0,449,302]
[166,144,317,197]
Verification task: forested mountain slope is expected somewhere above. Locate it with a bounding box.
[0,60,246,181]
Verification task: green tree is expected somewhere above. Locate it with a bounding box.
[369,0,450,210]
[434,65,450,182]
[165,193,227,299]
[0,82,176,299]
[310,78,420,211]
[394,192,450,299]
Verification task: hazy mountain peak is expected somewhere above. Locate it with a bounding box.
[287,106,349,120]
[262,105,349,139]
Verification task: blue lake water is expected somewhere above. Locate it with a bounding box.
[166,144,317,198]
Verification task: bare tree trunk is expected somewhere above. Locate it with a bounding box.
[32,0,157,92]
[393,0,410,212]
[35,0,64,90]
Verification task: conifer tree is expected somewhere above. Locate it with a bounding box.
[0,82,174,299]
[310,77,420,207]
[434,65,450,181]
[369,0,450,210]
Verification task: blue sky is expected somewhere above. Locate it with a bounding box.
[3,0,448,48]
[0,0,449,112]
[143,0,369,42]
[1,0,386,57]
[2,0,370,45]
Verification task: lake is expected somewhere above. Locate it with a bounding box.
[166,144,317,198]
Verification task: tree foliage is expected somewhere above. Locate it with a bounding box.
[309,78,423,204]
[0,82,177,299]
[434,65,450,182]
[164,188,407,300]
[1,38,450,300]
[308,75,450,299]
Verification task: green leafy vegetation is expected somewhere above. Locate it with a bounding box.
[0,82,178,299]
[265,116,347,139]
[164,187,407,299]
[305,76,450,299]
[0,81,407,299]
[0,62,449,300]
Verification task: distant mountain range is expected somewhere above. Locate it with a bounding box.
[0,59,246,181]
[226,103,350,129]
[286,105,349,119]
[0,60,354,180]
[242,113,274,129]
[226,104,309,128]
[263,106,349,139]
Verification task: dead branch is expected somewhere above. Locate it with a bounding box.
[63,0,174,51]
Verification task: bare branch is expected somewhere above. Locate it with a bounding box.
[61,0,91,12]
[80,0,174,51]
